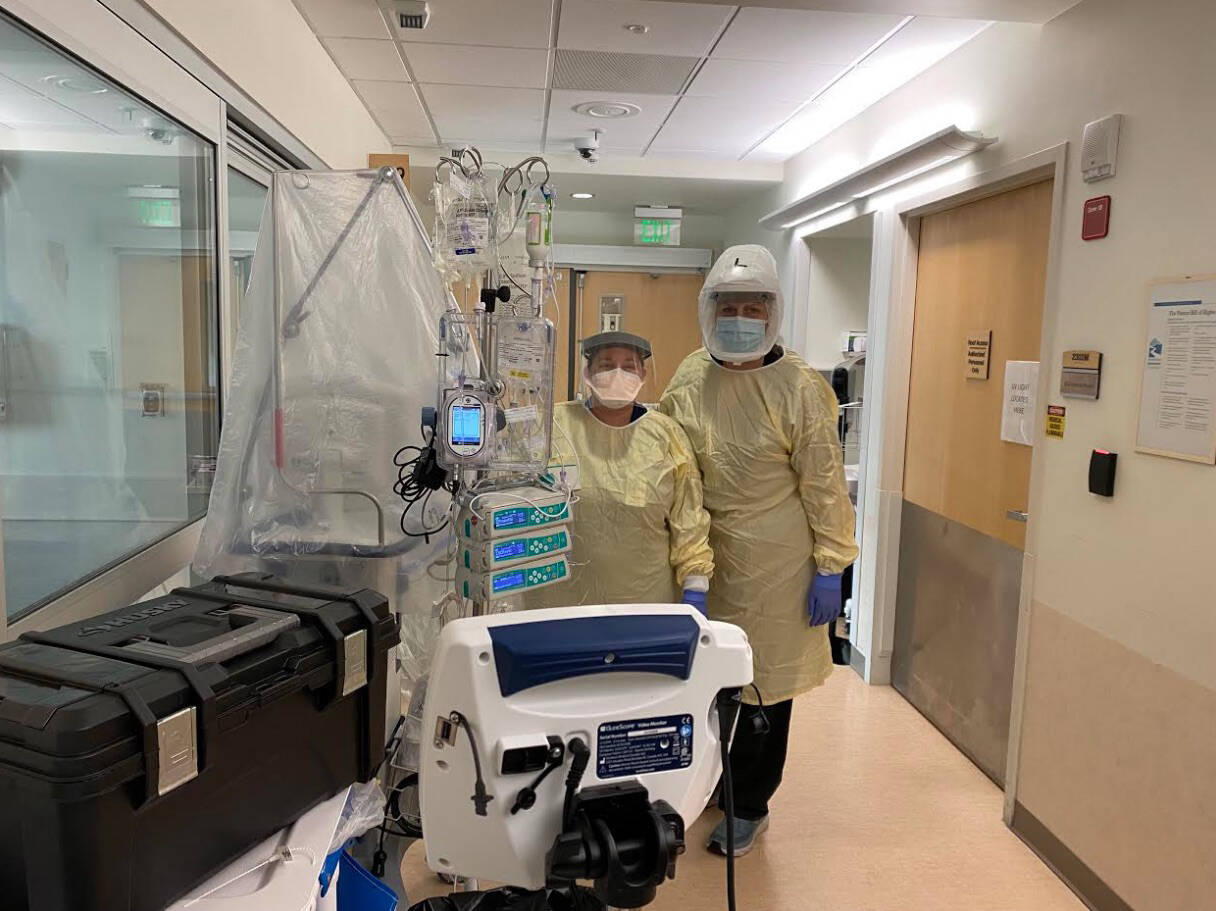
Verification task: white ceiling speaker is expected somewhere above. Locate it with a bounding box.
[1081,113,1122,183]
[572,101,641,119]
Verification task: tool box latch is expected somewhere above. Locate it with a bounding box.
[341,630,369,697]
[156,706,199,796]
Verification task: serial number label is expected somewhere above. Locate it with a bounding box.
[596,714,694,779]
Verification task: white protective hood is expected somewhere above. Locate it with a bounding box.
[698,244,785,363]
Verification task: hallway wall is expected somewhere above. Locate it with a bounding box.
[745,0,1216,906]
[140,0,391,167]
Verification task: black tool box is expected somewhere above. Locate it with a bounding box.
[0,573,398,911]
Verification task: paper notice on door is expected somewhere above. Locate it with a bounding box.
[1001,360,1040,446]
[1136,279,1216,462]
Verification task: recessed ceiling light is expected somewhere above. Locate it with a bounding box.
[572,101,641,119]
[42,74,108,95]
[623,23,649,35]
[571,192,595,199]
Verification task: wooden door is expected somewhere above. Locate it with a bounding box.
[892,180,1054,785]
[576,272,704,403]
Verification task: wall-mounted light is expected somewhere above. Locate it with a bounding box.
[760,125,996,230]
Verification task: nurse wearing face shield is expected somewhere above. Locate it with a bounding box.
[660,245,859,856]
[523,331,714,613]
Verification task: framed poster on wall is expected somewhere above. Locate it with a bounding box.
[1135,275,1216,463]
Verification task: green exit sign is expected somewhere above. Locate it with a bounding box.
[137,198,180,227]
[633,217,681,246]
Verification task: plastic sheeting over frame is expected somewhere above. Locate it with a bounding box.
[195,168,457,687]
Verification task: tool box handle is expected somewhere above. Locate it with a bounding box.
[119,605,300,666]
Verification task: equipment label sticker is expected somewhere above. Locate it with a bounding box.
[596,714,694,779]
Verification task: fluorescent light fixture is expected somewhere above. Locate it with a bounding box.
[635,205,681,219]
[850,154,957,198]
[759,125,995,230]
[571,192,594,199]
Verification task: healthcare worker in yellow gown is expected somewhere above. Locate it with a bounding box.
[525,331,713,611]
[660,245,859,856]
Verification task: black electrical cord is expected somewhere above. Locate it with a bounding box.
[391,434,455,542]
[511,740,565,815]
[716,690,741,911]
[562,737,591,830]
[450,711,493,816]
[748,683,772,736]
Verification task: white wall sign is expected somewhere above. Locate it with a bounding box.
[1001,360,1040,446]
[1136,277,1216,463]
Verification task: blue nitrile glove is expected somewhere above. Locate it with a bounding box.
[807,573,844,626]
[682,589,709,615]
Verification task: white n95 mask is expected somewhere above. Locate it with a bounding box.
[585,367,644,408]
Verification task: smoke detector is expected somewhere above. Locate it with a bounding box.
[390,1,429,30]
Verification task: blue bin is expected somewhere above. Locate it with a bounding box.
[336,850,398,911]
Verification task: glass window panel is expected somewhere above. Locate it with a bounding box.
[227,167,267,327]
[0,12,219,620]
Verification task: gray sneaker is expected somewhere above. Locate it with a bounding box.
[707,814,769,857]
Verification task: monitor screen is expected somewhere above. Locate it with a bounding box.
[493,570,526,592]
[493,540,528,560]
[451,404,482,446]
[494,508,529,530]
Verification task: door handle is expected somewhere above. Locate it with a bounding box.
[1006,509,1028,523]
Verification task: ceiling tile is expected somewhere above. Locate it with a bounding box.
[859,16,990,71]
[324,38,409,81]
[548,89,677,150]
[553,50,696,94]
[686,58,845,103]
[397,0,552,49]
[713,7,905,66]
[353,80,432,136]
[558,0,732,56]
[642,147,745,161]
[421,84,545,145]
[296,0,390,39]
[446,138,548,153]
[403,44,548,88]
[650,94,800,155]
[0,91,94,129]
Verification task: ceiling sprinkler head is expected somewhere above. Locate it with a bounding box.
[623,23,650,35]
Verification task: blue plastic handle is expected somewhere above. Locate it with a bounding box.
[488,614,700,697]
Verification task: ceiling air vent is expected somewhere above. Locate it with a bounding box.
[392,1,430,30]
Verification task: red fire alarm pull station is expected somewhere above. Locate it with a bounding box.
[1082,195,1111,240]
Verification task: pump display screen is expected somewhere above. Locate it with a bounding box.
[493,507,529,530]
[493,570,526,592]
[450,404,483,446]
[493,540,528,560]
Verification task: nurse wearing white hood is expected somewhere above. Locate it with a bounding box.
[660,245,859,856]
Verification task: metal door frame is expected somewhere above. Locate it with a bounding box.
[868,143,1070,819]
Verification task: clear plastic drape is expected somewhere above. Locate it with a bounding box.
[194,168,457,700]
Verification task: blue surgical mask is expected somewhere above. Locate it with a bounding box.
[716,316,766,354]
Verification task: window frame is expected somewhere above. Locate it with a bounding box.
[219,133,275,383]
[0,0,307,637]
